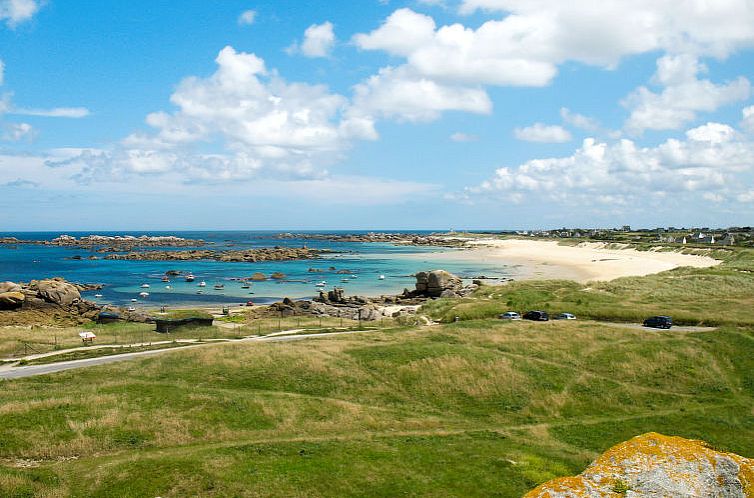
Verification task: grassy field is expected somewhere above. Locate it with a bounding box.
[423,247,754,326]
[0,317,752,497]
[0,315,372,361]
[0,245,752,496]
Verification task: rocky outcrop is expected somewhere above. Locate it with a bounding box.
[415,270,463,298]
[525,432,753,498]
[275,232,469,248]
[0,278,101,325]
[0,291,25,310]
[28,279,82,306]
[103,247,326,262]
[0,234,205,248]
[0,281,22,293]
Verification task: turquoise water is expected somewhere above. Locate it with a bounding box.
[0,231,513,308]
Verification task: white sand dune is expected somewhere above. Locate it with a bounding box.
[420,238,720,283]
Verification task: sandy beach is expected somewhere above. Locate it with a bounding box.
[415,239,721,283]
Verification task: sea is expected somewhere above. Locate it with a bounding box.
[0,231,517,309]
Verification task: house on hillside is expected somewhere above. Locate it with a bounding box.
[719,233,735,245]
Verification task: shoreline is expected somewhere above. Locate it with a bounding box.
[402,238,721,283]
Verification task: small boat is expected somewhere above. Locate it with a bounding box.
[161,276,170,282]
[139,292,149,298]
[141,283,150,288]
[241,283,250,289]
[131,298,138,302]
[351,275,358,278]
[341,278,350,283]
[185,274,196,282]
[378,275,385,280]
[196,290,203,295]
[198,281,206,287]
[214,283,224,290]
[165,285,171,289]
[94,294,103,298]
[315,281,326,287]
[127,306,136,312]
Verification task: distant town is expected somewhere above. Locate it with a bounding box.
[508,226,753,246]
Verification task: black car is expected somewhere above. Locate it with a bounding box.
[643,315,672,329]
[523,310,549,321]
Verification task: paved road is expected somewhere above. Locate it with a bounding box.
[0,329,374,381]
[600,322,716,333]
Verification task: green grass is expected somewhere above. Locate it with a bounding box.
[422,247,754,326]
[0,318,751,497]
[159,309,214,320]
[0,245,752,496]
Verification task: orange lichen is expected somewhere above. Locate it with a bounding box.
[524,433,754,498]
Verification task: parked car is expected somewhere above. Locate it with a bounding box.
[555,312,576,320]
[498,311,521,320]
[643,315,672,329]
[523,310,549,321]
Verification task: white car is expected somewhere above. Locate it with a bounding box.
[556,312,576,320]
[498,311,521,320]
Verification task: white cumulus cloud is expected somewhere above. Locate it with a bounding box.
[288,22,336,58]
[623,54,751,135]
[237,9,256,26]
[469,121,754,207]
[2,121,32,141]
[450,132,478,142]
[350,65,491,123]
[56,46,377,184]
[0,0,40,27]
[514,123,571,143]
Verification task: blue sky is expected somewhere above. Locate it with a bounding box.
[1,0,753,230]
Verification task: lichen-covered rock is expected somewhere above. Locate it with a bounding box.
[525,433,753,498]
[0,291,25,310]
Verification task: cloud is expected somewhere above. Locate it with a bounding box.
[457,1,754,59]
[2,121,32,141]
[450,132,477,142]
[237,9,256,26]
[300,21,336,58]
[354,8,557,87]
[737,190,754,203]
[741,105,754,134]
[514,123,571,143]
[560,107,599,132]
[349,4,754,127]
[468,121,754,207]
[56,46,377,184]
[288,22,336,58]
[0,0,40,27]
[350,65,491,123]
[622,54,751,135]
[12,106,90,118]
[2,177,38,188]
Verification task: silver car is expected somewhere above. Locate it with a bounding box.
[555,312,576,320]
[499,311,522,320]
